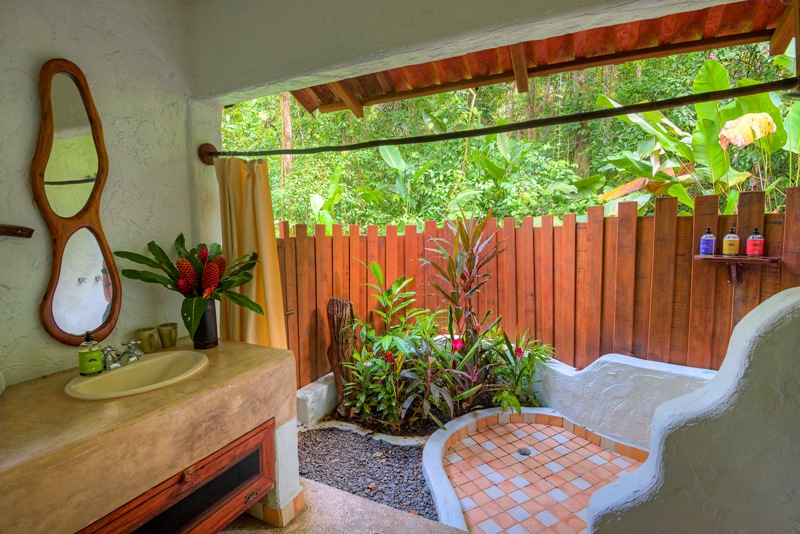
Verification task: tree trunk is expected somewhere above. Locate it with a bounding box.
[279,92,292,219]
[326,297,357,412]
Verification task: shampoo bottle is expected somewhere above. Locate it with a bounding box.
[722,227,739,257]
[699,227,716,255]
[746,228,764,257]
[78,331,103,376]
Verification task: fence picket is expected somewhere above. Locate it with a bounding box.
[732,191,766,326]
[686,195,718,369]
[583,206,605,366]
[600,217,617,356]
[314,225,332,378]
[554,215,576,365]
[537,215,555,346]
[613,202,638,355]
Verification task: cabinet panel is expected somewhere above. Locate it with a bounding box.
[82,419,275,534]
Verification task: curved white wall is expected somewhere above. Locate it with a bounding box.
[589,288,800,533]
[536,355,714,449]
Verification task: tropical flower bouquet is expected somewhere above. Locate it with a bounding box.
[114,234,263,342]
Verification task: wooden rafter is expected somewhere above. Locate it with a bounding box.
[770,0,796,55]
[318,30,771,114]
[509,43,529,93]
[329,81,364,118]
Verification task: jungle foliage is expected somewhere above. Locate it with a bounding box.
[221,43,793,229]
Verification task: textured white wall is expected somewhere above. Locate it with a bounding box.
[188,0,736,103]
[536,355,715,448]
[0,0,220,386]
[589,289,800,533]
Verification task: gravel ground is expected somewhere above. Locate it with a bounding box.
[298,428,438,521]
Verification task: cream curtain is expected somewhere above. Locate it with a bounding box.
[214,158,287,349]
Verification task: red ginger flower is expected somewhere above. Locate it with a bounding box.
[452,338,464,352]
[382,351,396,364]
[198,247,209,264]
[514,347,524,359]
[211,255,226,274]
[175,258,198,294]
[201,261,222,297]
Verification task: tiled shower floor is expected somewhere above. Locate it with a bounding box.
[443,422,643,533]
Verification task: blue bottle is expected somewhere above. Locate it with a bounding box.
[699,227,716,255]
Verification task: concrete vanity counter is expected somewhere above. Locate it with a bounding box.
[0,338,296,533]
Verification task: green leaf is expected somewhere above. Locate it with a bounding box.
[221,290,264,315]
[379,145,407,174]
[723,190,739,215]
[693,60,729,122]
[113,250,162,270]
[693,118,729,184]
[175,233,189,258]
[667,183,694,209]
[181,297,208,339]
[120,269,175,290]
[784,102,800,153]
[147,240,179,279]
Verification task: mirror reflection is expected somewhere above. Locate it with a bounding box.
[52,228,113,336]
[43,73,98,218]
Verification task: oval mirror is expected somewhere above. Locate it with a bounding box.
[31,59,121,345]
[44,73,99,218]
[51,229,113,335]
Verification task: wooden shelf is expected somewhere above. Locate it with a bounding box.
[693,255,781,284]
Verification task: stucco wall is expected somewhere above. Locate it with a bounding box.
[0,0,220,386]
[589,288,800,532]
[535,355,715,449]
[188,0,734,103]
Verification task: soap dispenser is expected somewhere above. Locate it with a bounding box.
[78,331,104,376]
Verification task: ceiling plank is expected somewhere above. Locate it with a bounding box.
[375,72,395,94]
[770,0,796,55]
[318,30,773,114]
[509,43,529,93]
[329,81,364,118]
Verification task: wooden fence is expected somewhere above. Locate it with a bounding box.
[276,188,800,389]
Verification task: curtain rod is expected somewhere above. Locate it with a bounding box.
[198,77,798,165]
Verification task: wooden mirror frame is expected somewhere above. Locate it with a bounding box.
[30,58,121,345]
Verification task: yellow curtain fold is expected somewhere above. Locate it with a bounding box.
[214,158,287,349]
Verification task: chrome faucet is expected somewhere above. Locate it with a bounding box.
[102,340,144,370]
[102,346,122,370]
[120,340,144,364]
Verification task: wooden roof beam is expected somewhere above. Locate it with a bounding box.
[318,30,772,114]
[329,81,364,118]
[770,0,796,55]
[509,43,530,93]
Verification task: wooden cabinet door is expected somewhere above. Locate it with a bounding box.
[82,419,275,534]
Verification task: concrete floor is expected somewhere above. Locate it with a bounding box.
[223,478,464,534]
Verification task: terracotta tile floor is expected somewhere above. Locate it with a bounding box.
[443,423,642,534]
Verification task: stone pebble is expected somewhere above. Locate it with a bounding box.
[298,428,438,521]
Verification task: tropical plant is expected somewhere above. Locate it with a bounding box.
[424,209,503,361]
[487,328,553,412]
[598,59,788,212]
[114,234,263,338]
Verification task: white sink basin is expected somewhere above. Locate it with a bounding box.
[64,350,209,400]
